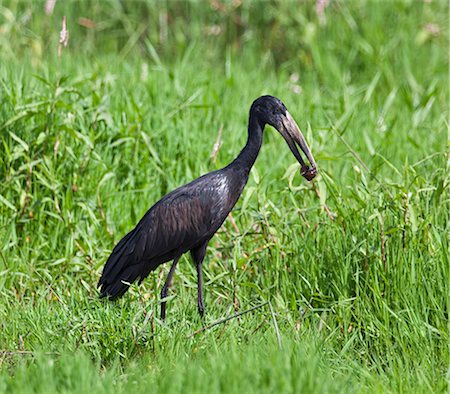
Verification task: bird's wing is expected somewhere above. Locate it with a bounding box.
[98,177,224,298]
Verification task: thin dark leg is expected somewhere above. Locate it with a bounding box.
[197,260,204,317]
[160,256,180,321]
[191,242,208,318]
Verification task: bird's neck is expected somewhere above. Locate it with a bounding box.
[233,114,264,173]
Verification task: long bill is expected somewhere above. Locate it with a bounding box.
[280,111,318,181]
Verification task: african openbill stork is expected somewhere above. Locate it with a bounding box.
[98,95,317,320]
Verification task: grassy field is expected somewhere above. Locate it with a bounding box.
[0,1,449,392]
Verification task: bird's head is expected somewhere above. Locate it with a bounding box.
[250,95,317,181]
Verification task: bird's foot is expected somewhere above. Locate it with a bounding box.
[160,303,167,322]
[198,305,205,319]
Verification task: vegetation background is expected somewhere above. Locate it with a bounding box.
[0,0,448,392]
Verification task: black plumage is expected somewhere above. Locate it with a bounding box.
[98,95,317,319]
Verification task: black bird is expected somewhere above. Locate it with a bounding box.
[98,95,317,320]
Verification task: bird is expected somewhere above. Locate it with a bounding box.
[98,95,317,320]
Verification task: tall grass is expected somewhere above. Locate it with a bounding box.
[0,0,448,392]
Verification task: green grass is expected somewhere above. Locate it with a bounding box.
[0,0,448,392]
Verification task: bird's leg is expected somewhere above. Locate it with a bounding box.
[196,260,204,317]
[160,256,180,321]
[191,242,208,318]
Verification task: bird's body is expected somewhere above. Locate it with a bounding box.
[100,168,247,297]
[99,96,317,319]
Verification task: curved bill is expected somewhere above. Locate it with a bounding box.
[279,111,317,181]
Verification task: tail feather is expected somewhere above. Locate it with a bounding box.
[98,227,148,299]
[99,265,142,299]
[99,229,136,282]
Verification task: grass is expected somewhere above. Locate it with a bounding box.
[0,0,448,392]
